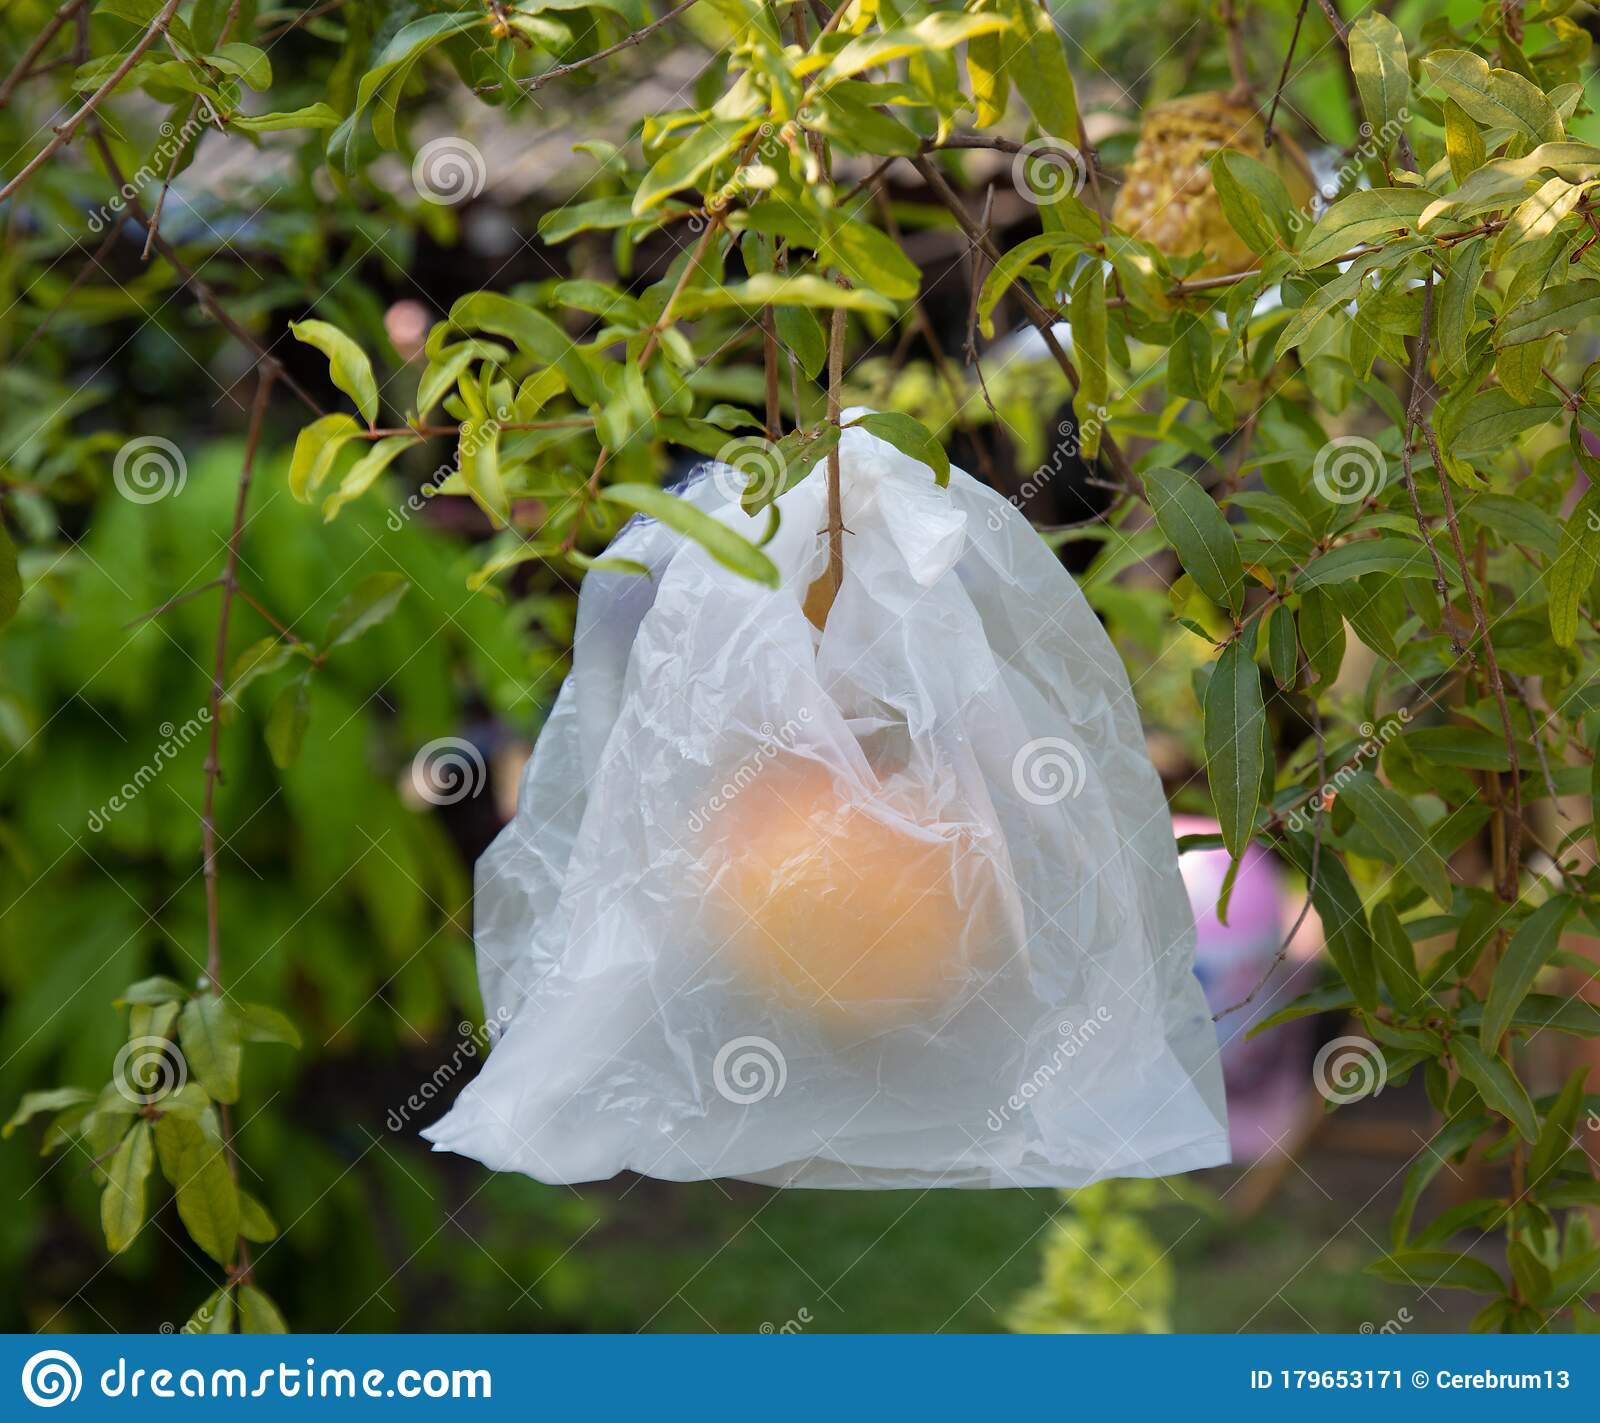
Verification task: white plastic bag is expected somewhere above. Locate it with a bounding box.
[424,414,1229,1187]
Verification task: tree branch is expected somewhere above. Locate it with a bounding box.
[0,0,183,207]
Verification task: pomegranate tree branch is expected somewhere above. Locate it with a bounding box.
[0,0,183,207]
[0,0,85,110]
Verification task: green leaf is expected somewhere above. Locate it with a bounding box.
[633,118,752,215]
[1451,1036,1540,1141]
[1297,587,1345,685]
[967,25,1007,128]
[848,412,948,486]
[1422,49,1562,145]
[101,1120,153,1253]
[288,320,379,426]
[670,274,896,317]
[815,13,1013,89]
[1144,467,1244,613]
[448,292,570,364]
[538,196,637,243]
[227,636,294,702]
[1497,278,1600,348]
[1002,0,1080,147]
[1203,633,1264,858]
[236,1002,301,1049]
[4,1087,94,1138]
[1458,993,1600,1039]
[116,976,189,1006]
[1443,99,1486,185]
[803,89,922,159]
[0,518,19,630]
[210,42,271,90]
[1298,190,1432,268]
[326,11,486,173]
[1211,150,1294,254]
[185,1287,235,1334]
[1069,263,1108,460]
[288,414,362,501]
[1529,1065,1589,1186]
[154,1113,237,1266]
[320,572,409,651]
[1299,537,1446,587]
[1550,478,1600,648]
[1246,983,1356,1038]
[1280,828,1379,1012]
[238,1285,288,1333]
[1437,239,1486,376]
[1339,775,1453,908]
[976,231,1074,336]
[1371,901,1424,1014]
[231,103,340,133]
[265,675,311,769]
[776,306,826,380]
[178,994,241,1104]
[1367,1247,1505,1294]
[601,484,779,587]
[1349,15,1409,145]
[1392,1113,1488,1246]
[323,435,420,521]
[238,1190,279,1243]
[1480,895,1577,1049]
[1265,603,1297,689]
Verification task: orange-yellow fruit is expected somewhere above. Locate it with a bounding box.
[1112,92,1314,278]
[706,762,993,1023]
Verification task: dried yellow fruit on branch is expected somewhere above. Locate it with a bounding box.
[1111,92,1313,278]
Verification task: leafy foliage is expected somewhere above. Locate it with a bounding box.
[2,0,1599,1333]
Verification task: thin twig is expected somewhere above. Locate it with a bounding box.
[0,0,183,207]
[1398,271,1462,653]
[124,577,222,631]
[0,0,84,109]
[490,0,701,93]
[86,123,325,416]
[14,209,128,359]
[1218,0,1253,101]
[1263,0,1311,148]
[201,363,276,1283]
[912,154,1139,494]
[1420,420,1523,899]
[1215,687,1325,1022]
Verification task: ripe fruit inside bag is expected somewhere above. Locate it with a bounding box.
[423,416,1229,1189]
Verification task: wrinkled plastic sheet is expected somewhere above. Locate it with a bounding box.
[424,416,1229,1187]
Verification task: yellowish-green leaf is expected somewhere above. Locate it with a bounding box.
[601,484,779,587]
[288,320,379,426]
[102,1120,153,1253]
[289,414,361,501]
[1422,49,1562,145]
[178,994,241,1104]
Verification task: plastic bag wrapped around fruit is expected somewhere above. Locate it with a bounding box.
[423,413,1229,1188]
[1112,91,1314,278]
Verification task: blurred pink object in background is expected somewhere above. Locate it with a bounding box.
[1175,815,1324,1163]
